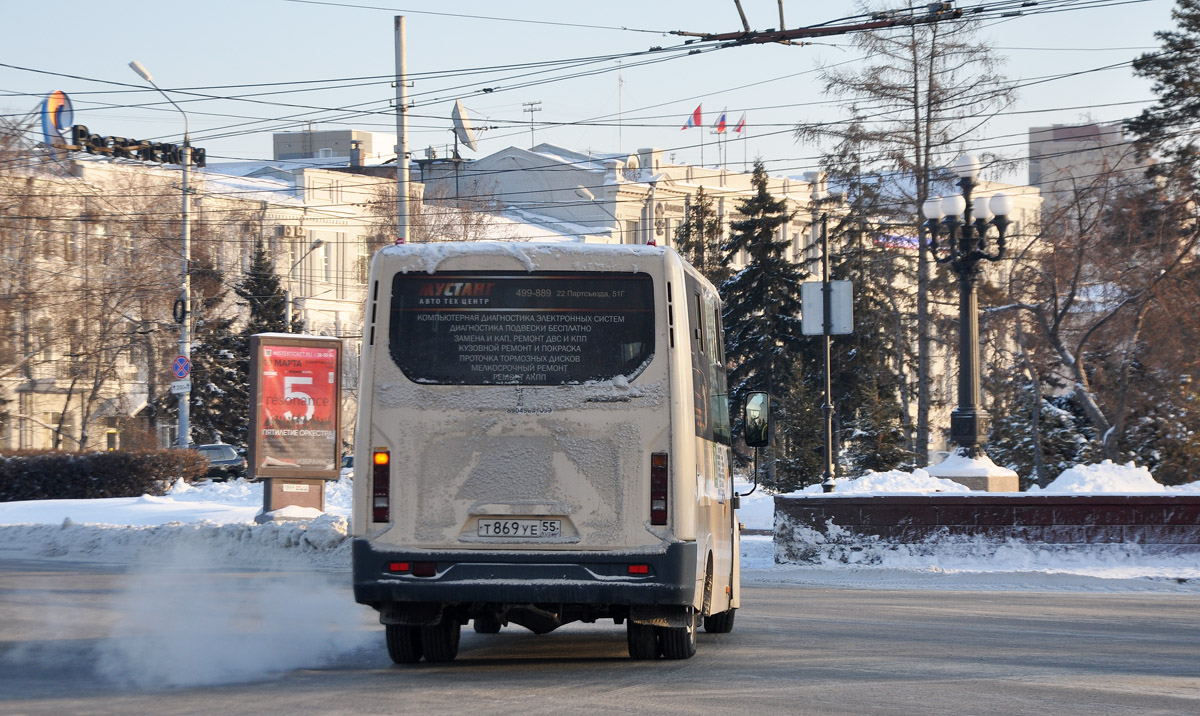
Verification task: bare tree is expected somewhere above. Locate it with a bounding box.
[366,181,510,243]
[1,114,182,450]
[796,2,1015,463]
[0,117,78,446]
[1005,165,1199,461]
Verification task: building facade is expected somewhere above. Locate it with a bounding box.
[1028,122,1152,213]
[273,129,397,164]
[2,135,1043,462]
[0,152,393,452]
[418,143,1043,460]
[417,144,829,268]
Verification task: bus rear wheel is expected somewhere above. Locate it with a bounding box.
[420,620,461,662]
[703,608,736,633]
[626,621,660,659]
[659,608,697,660]
[385,624,423,664]
[473,613,503,634]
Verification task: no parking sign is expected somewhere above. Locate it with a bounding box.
[172,355,191,379]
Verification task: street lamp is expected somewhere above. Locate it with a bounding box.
[921,154,1014,458]
[284,237,325,332]
[130,60,192,449]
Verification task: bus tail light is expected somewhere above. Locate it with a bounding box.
[650,452,668,525]
[372,449,390,522]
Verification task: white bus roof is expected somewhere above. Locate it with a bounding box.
[377,241,668,275]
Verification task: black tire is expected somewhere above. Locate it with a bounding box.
[420,619,461,662]
[703,608,736,634]
[385,624,423,664]
[627,621,660,660]
[658,608,697,660]
[473,613,502,634]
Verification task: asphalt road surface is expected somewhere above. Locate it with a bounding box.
[1,560,1197,715]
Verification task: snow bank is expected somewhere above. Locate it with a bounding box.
[0,476,352,528]
[734,461,1200,533]
[735,469,969,531]
[769,510,1200,586]
[740,534,1200,591]
[1031,460,1167,493]
[0,477,357,570]
[732,478,772,531]
[0,513,353,571]
[801,468,970,495]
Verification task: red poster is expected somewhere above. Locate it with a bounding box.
[257,343,339,472]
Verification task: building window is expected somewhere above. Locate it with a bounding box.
[0,312,16,365]
[37,318,53,362]
[625,220,638,245]
[356,237,371,285]
[335,232,346,298]
[42,411,73,448]
[65,226,79,263]
[288,238,299,279]
[40,228,56,260]
[67,319,82,358]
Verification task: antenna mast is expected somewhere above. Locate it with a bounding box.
[617,61,623,153]
[395,15,409,244]
[522,101,542,149]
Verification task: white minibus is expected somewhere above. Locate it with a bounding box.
[351,242,739,662]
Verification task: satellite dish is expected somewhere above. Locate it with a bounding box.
[452,100,478,152]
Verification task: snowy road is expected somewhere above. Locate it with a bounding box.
[2,560,1198,716]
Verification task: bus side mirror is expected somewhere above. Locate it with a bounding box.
[743,391,770,448]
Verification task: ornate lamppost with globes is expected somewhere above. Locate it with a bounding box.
[921,154,1019,491]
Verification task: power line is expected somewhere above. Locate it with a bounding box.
[278,0,676,33]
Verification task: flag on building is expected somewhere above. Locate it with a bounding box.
[734,112,746,134]
[874,234,920,251]
[714,108,727,133]
[682,105,701,130]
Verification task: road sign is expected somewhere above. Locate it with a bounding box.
[171,379,192,394]
[801,281,854,335]
[172,355,191,379]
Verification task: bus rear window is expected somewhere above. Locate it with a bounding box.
[389,271,655,385]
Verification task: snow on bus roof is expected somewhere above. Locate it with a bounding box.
[379,241,667,275]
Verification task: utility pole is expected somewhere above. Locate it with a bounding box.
[523,101,542,148]
[395,15,409,244]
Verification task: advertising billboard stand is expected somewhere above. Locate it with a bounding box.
[247,334,343,523]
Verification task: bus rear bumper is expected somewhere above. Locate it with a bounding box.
[352,538,697,608]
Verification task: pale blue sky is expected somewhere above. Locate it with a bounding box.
[0,1,1179,182]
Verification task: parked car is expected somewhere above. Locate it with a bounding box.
[340,454,354,480]
[196,443,247,481]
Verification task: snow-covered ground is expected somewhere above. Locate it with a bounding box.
[1,460,1197,591]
